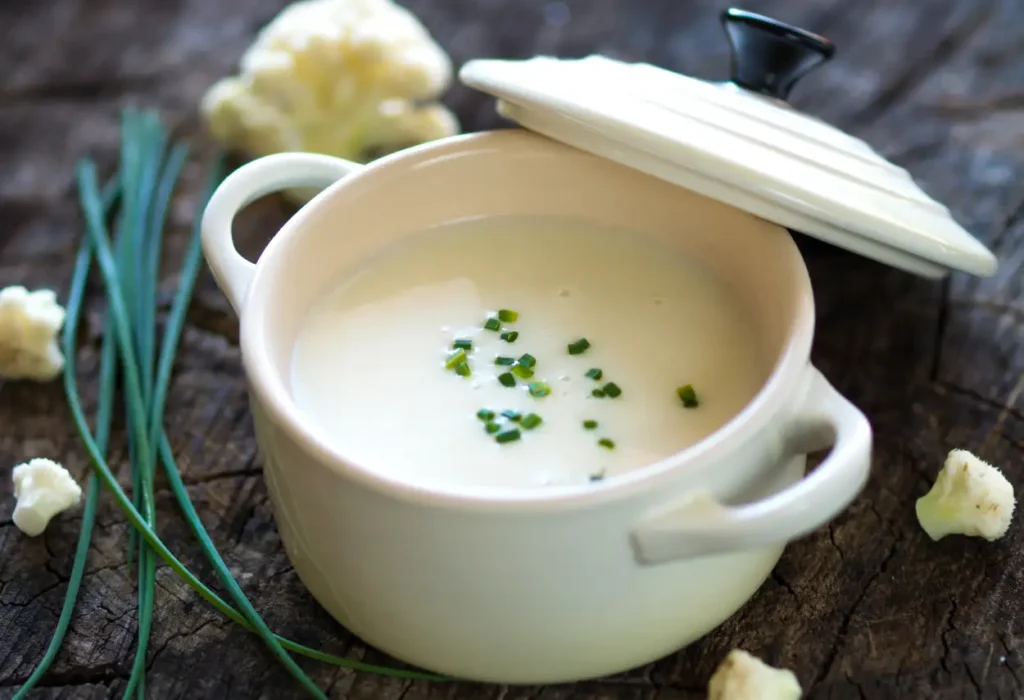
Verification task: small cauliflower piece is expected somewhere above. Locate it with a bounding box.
[0,286,66,382]
[708,649,801,700]
[201,0,459,174]
[916,448,1015,542]
[12,458,82,537]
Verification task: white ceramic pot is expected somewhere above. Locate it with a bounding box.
[201,129,872,684]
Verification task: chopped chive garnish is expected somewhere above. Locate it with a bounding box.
[585,368,603,380]
[495,429,521,444]
[518,353,537,369]
[603,382,622,398]
[501,410,522,422]
[498,372,516,387]
[589,471,606,482]
[598,438,616,450]
[495,356,515,366]
[477,409,495,422]
[485,422,501,434]
[568,338,591,355]
[511,364,534,379]
[500,331,519,343]
[454,362,471,377]
[528,381,551,398]
[498,309,519,323]
[677,384,699,408]
[583,419,598,430]
[445,349,468,369]
[521,413,543,430]
[569,338,591,355]
[484,317,501,331]
[592,388,606,398]
[453,338,473,350]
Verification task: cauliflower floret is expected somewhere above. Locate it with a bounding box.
[201,0,459,177]
[708,649,801,700]
[916,448,1015,542]
[0,286,66,382]
[12,458,82,537]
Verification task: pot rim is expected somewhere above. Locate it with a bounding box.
[239,130,817,512]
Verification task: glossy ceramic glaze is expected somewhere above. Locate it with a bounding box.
[457,10,997,279]
[201,130,872,683]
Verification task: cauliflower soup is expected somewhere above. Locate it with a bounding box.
[290,215,767,490]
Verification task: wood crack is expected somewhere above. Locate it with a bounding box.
[807,532,902,693]
[179,465,263,486]
[1,577,68,609]
[0,663,130,689]
[849,1,996,128]
[828,523,845,562]
[145,617,226,671]
[934,379,1024,425]
[947,298,1024,320]
[939,596,958,676]
[388,679,417,700]
[592,677,703,693]
[845,672,870,700]
[935,92,1024,119]
[986,187,1024,254]
[770,570,799,605]
[930,276,951,382]
[0,76,158,108]
[999,635,1021,687]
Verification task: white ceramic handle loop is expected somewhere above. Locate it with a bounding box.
[201,152,362,315]
[631,366,872,564]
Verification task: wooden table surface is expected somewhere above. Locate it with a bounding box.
[2,0,1023,697]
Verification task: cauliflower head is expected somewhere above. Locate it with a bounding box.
[708,649,802,700]
[0,286,66,382]
[916,448,1015,542]
[201,0,459,172]
[12,458,82,537]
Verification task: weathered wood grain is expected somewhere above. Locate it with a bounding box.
[2,0,1024,697]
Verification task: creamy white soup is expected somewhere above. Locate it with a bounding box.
[290,215,767,490]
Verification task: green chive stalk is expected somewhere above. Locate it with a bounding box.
[115,108,190,700]
[81,155,330,699]
[12,113,449,698]
[16,107,448,698]
[10,182,121,700]
[117,110,145,574]
[119,109,159,700]
[80,154,447,689]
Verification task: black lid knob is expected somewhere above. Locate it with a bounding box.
[721,8,835,101]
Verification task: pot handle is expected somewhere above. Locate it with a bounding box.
[630,366,872,564]
[201,152,362,315]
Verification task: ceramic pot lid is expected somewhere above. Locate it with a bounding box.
[458,8,997,279]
